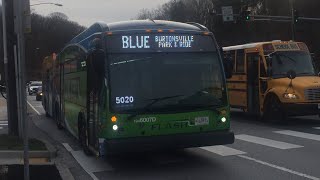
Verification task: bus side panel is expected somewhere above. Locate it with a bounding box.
[64,71,87,138]
[227,75,248,110]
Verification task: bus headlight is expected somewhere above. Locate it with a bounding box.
[221,117,227,123]
[283,93,299,99]
[113,125,118,131]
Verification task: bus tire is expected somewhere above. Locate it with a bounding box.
[263,94,287,122]
[78,113,91,156]
[55,103,63,130]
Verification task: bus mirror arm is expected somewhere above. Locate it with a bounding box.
[267,68,272,77]
[265,56,272,77]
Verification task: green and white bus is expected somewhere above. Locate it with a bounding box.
[44,20,234,156]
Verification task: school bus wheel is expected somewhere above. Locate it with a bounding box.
[263,94,287,122]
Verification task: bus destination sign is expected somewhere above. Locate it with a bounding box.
[273,43,300,51]
[122,35,195,49]
[106,34,216,53]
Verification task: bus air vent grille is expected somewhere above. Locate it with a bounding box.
[305,88,320,101]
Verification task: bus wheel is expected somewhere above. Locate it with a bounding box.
[55,104,63,130]
[78,113,91,155]
[264,95,287,122]
[45,111,50,118]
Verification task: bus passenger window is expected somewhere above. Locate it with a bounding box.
[236,50,245,73]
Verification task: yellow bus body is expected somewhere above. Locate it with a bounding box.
[223,41,320,119]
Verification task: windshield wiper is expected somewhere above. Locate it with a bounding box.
[297,72,314,76]
[127,95,184,120]
[275,53,297,64]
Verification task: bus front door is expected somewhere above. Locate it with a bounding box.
[246,53,260,115]
[87,46,105,151]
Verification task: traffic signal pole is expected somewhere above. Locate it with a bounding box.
[14,0,31,178]
[290,0,296,41]
[2,0,19,136]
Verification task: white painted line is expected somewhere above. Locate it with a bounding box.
[0,121,8,123]
[0,124,8,126]
[274,130,320,142]
[238,155,320,180]
[236,134,303,149]
[72,151,112,179]
[201,145,246,156]
[27,101,41,115]
[313,127,320,130]
[62,143,113,179]
[62,143,73,152]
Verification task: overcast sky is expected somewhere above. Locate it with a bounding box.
[31,0,170,27]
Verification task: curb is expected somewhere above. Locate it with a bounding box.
[0,150,54,165]
[0,150,54,159]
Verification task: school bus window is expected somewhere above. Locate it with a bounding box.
[236,49,245,73]
[230,50,236,72]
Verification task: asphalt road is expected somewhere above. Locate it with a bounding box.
[27,95,320,180]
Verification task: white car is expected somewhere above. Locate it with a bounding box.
[28,82,42,95]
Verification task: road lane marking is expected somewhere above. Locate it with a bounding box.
[201,145,246,156]
[236,134,303,149]
[313,127,320,130]
[274,130,320,142]
[62,143,73,152]
[238,155,320,180]
[0,124,8,126]
[62,143,113,180]
[0,127,3,129]
[27,101,41,115]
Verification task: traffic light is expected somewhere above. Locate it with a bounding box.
[241,10,251,21]
[293,9,299,23]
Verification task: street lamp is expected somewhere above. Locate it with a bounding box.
[30,3,63,7]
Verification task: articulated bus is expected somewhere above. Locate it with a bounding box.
[42,54,57,117]
[223,40,320,121]
[43,20,234,156]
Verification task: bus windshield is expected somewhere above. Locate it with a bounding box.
[109,52,227,113]
[271,51,315,78]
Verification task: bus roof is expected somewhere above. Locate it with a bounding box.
[222,40,285,51]
[69,20,209,46]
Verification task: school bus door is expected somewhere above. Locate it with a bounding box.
[246,52,260,115]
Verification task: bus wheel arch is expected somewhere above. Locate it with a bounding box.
[263,93,287,122]
[55,102,63,129]
[78,112,91,155]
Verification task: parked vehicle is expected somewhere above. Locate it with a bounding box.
[36,86,43,101]
[28,82,42,95]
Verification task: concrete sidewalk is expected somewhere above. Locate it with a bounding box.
[0,97,8,134]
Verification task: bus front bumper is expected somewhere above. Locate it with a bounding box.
[283,103,320,116]
[102,130,234,154]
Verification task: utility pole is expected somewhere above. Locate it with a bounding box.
[2,0,19,136]
[14,0,31,179]
[290,0,296,41]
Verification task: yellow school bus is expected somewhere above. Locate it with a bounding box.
[223,40,320,121]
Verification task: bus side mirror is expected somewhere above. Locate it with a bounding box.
[267,68,272,77]
[223,57,233,79]
[266,57,272,77]
[91,49,106,75]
